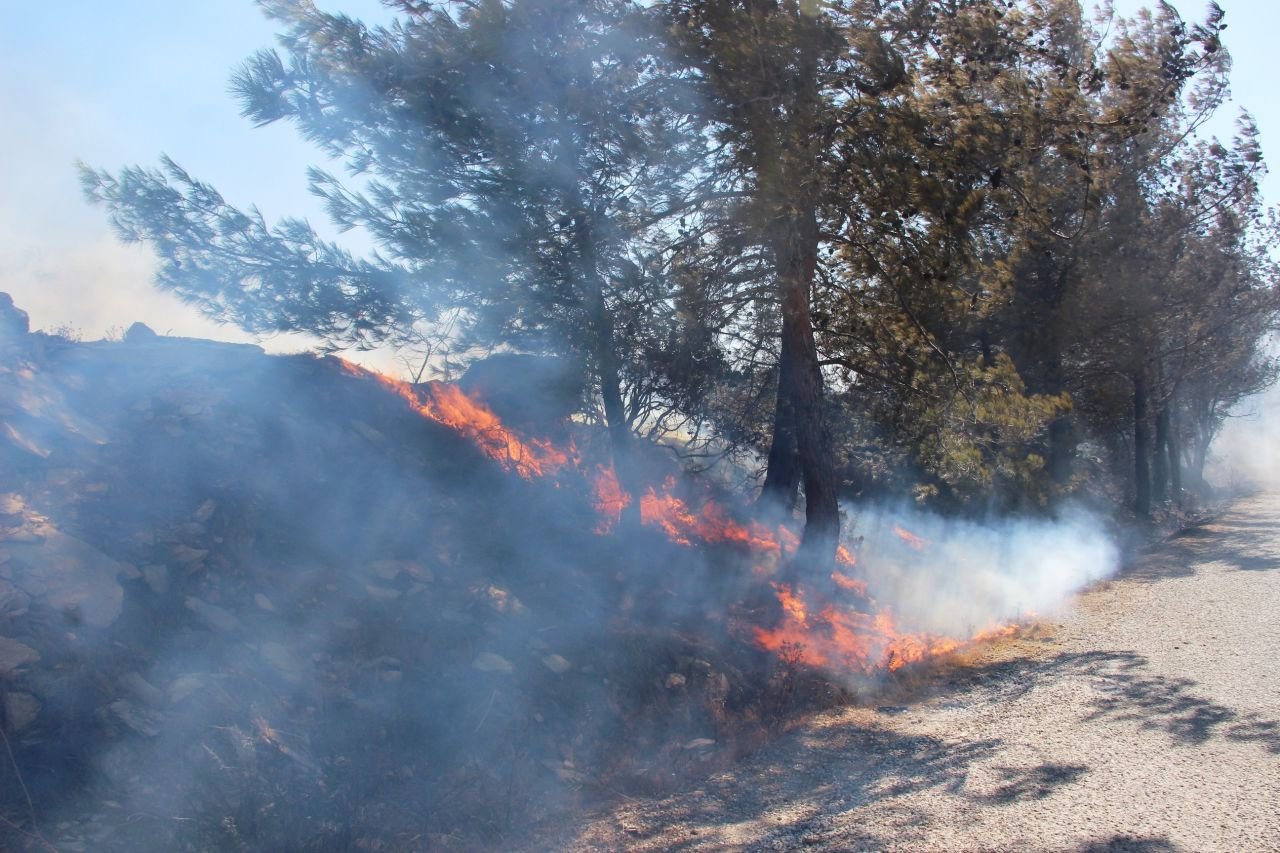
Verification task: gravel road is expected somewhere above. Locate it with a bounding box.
[543,492,1280,852]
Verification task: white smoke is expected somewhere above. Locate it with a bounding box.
[841,502,1120,638]
[1206,381,1280,489]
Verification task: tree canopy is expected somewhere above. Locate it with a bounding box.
[83,0,1279,547]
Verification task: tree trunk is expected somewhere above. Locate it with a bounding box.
[1047,415,1074,488]
[777,5,839,563]
[759,360,800,511]
[776,204,839,562]
[1166,403,1183,502]
[1152,404,1170,503]
[1134,373,1151,517]
[597,334,641,526]
[580,218,641,526]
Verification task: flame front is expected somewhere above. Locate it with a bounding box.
[338,357,1023,677]
[338,360,569,478]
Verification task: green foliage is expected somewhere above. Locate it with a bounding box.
[78,0,1279,518]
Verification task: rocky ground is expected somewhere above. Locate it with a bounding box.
[538,492,1280,852]
[0,307,841,851]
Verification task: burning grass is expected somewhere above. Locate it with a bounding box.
[336,357,1031,681]
[0,339,1034,851]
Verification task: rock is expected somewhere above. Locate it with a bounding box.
[3,526,126,627]
[184,597,240,632]
[192,500,217,523]
[172,544,209,565]
[0,292,30,348]
[167,674,207,704]
[3,691,40,731]
[542,654,571,674]
[122,322,157,343]
[0,635,39,676]
[473,652,514,674]
[260,642,306,682]
[665,673,687,689]
[119,673,165,707]
[108,699,162,737]
[402,562,434,582]
[254,593,276,612]
[365,584,401,602]
[141,564,169,595]
[682,738,715,750]
[369,560,404,580]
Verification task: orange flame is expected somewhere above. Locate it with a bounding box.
[336,357,1022,677]
[893,526,927,550]
[752,584,1013,675]
[337,360,569,479]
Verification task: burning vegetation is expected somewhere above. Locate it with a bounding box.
[0,311,1107,850]
[335,358,1030,679]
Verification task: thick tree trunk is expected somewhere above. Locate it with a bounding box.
[1153,404,1170,503]
[776,205,839,562]
[1134,373,1151,517]
[759,360,801,511]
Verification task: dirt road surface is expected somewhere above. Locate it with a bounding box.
[542,492,1280,852]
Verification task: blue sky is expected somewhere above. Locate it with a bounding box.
[1,0,1275,370]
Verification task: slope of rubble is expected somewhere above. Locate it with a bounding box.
[0,299,839,851]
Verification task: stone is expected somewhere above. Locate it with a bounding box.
[122,322,157,343]
[0,635,39,675]
[542,654,572,675]
[119,673,165,707]
[108,699,162,737]
[0,292,30,347]
[141,564,169,595]
[3,691,40,731]
[167,674,207,704]
[4,526,126,627]
[473,652,514,674]
[184,597,240,632]
[192,500,217,523]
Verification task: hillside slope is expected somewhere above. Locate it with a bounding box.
[0,320,822,850]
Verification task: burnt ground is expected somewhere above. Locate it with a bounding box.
[534,492,1280,852]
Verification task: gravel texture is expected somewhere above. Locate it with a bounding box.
[539,493,1280,852]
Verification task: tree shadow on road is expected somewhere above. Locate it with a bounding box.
[1076,835,1180,852]
[540,648,1279,851]
[957,650,1280,755]
[974,762,1089,804]
[1121,520,1280,581]
[557,723,1004,850]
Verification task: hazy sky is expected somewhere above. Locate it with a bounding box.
[1,0,1275,374]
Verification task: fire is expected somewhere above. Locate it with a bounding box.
[337,360,569,479]
[830,570,868,596]
[637,477,784,554]
[752,585,1013,675]
[592,465,630,533]
[893,525,927,550]
[336,356,1023,677]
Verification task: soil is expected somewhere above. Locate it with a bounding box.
[533,491,1280,852]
